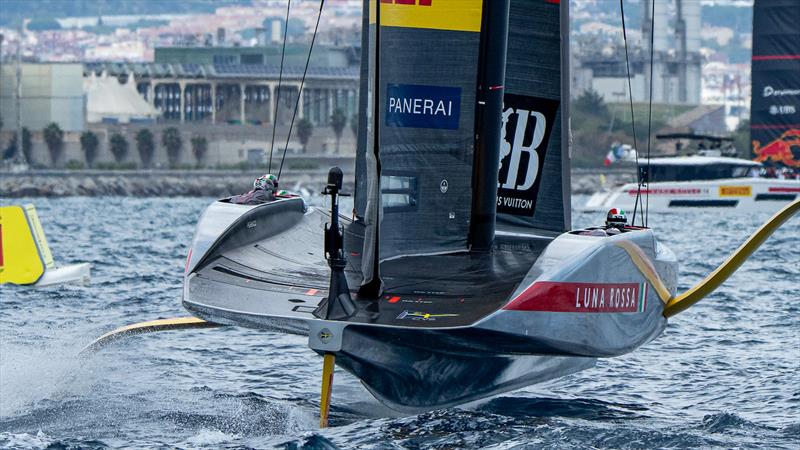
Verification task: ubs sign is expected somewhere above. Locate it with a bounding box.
[497,93,559,217]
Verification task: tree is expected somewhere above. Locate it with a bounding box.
[297,118,313,153]
[109,133,129,163]
[80,131,100,168]
[3,128,31,164]
[350,114,358,139]
[26,18,62,31]
[162,127,183,167]
[330,108,347,154]
[43,122,64,166]
[191,136,208,167]
[573,88,610,121]
[732,119,750,158]
[136,129,155,167]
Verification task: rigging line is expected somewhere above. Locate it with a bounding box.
[645,0,655,228]
[268,0,292,173]
[278,0,325,180]
[619,0,644,227]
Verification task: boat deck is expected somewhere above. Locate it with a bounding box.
[185,208,546,329]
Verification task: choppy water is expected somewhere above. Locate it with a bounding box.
[1,196,798,449]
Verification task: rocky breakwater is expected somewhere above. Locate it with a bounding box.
[0,170,330,198]
[2,169,634,198]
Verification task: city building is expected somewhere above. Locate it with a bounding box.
[572,0,703,105]
[0,62,85,132]
[85,44,359,128]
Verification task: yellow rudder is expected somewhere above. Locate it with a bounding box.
[0,205,47,285]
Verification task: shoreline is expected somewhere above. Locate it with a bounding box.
[0,169,634,198]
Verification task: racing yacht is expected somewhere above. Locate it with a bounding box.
[87,0,799,426]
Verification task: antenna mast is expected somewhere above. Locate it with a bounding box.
[15,26,26,166]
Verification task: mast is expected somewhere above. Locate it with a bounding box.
[358,0,382,297]
[560,0,571,229]
[469,0,510,251]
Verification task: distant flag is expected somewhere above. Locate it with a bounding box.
[604,142,633,166]
[604,142,622,166]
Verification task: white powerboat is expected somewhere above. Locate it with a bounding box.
[585,155,799,212]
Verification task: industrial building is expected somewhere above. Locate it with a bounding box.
[85,44,359,128]
[0,44,360,168]
[572,0,702,105]
[0,63,85,132]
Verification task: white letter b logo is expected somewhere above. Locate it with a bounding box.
[499,108,545,190]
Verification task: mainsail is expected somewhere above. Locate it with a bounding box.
[354,0,569,293]
[750,0,800,168]
[498,0,570,233]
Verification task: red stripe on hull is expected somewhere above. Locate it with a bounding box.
[752,124,800,129]
[504,281,645,313]
[752,55,800,61]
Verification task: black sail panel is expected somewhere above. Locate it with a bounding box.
[750,0,800,168]
[373,0,484,260]
[497,0,569,232]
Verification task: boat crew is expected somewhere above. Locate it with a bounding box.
[605,208,627,234]
[229,174,278,205]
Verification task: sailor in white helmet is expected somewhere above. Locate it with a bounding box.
[604,208,627,234]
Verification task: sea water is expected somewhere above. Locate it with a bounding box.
[0,196,798,449]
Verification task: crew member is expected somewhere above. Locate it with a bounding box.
[605,208,627,234]
[229,174,278,205]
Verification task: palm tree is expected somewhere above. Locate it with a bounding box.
[330,108,347,154]
[109,133,129,163]
[162,127,183,167]
[191,136,208,167]
[297,118,313,153]
[136,129,155,168]
[43,122,64,166]
[80,131,100,168]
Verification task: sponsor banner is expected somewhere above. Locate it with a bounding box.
[628,188,708,196]
[769,186,800,192]
[396,310,459,321]
[750,0,800,165]
[385,84,461,130]
[719,186,752,197]
[496,94,560,217]
[504,281,647,313]
[370,0,483,32]
[752,129,800,167]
